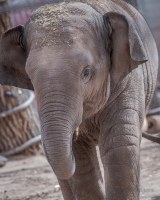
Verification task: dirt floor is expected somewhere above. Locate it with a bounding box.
[0,139,160,200]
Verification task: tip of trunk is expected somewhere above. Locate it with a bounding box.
[54,162,75,180]
[47,154,76,180]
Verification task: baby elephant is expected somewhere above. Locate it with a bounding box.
[0,0,158,199]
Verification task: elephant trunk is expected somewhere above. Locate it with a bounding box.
[42,119,75,180]
[37,88,82,180]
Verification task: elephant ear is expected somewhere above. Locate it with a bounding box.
[0,25,33,90]
[104,12,148,85]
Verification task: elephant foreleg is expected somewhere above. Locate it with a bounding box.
[59,136,105,200]
[99,108,143,200]
[58,179,75,200]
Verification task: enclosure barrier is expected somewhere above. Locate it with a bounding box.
[0,88,41,156]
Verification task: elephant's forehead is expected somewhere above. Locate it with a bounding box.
[29,2,101,35]
[31,2,86,22]
[25,3,103,48]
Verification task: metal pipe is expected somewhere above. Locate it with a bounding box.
[1,134,41,157]
[0,91,35,118]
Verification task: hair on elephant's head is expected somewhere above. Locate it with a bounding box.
[0,2,147,179]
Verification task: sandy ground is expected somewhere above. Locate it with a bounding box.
[0,139,160,200]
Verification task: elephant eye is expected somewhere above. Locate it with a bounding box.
[81,66,94,84]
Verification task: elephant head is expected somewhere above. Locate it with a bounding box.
[0,2,147,180]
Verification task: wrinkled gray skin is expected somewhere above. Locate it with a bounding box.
[0,0,158,199]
